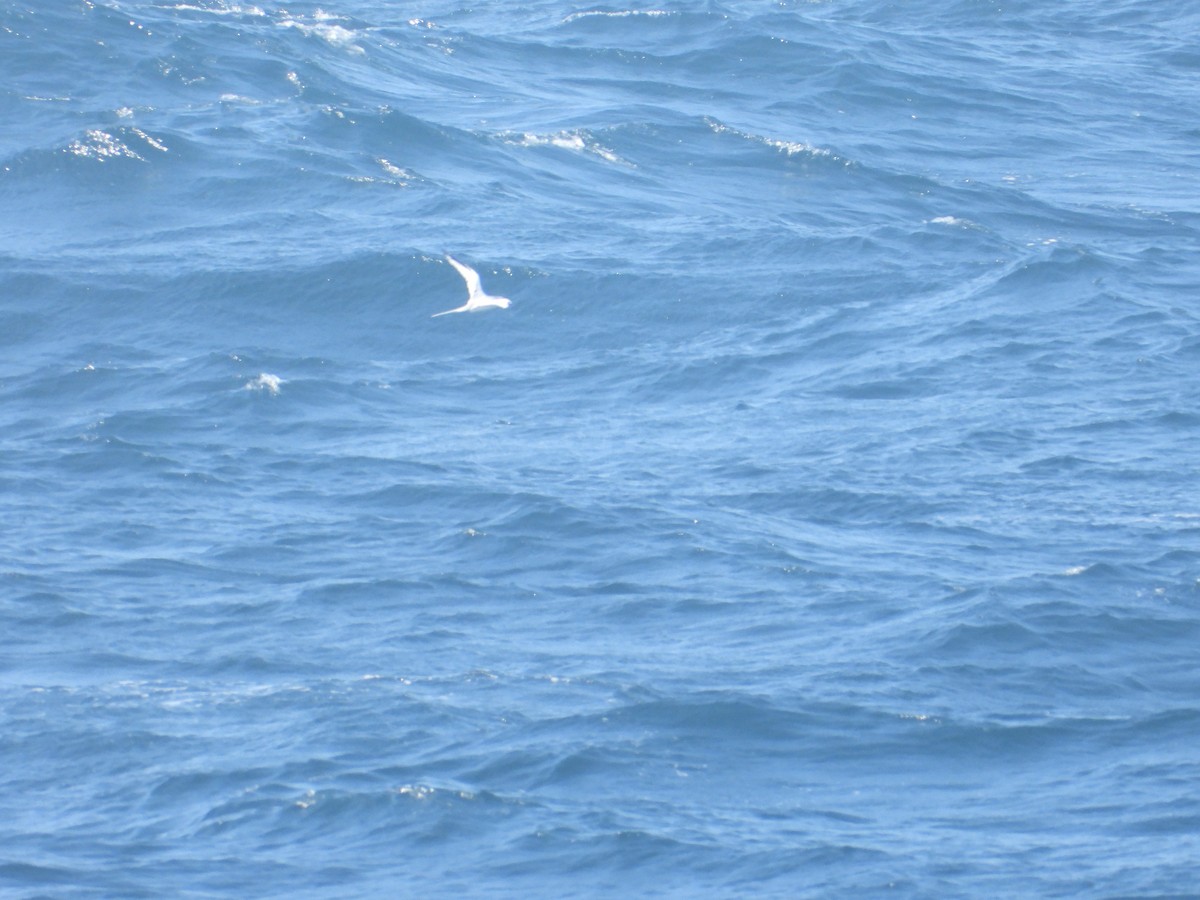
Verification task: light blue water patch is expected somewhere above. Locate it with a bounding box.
[2,0,1199,896]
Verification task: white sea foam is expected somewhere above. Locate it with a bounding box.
[562,9,673,22]
[397,784,435,799]
[762,135,831,157]
[376,158,410,179]
[169,2,265,15]
[245,373,283,395]
[372,158,415,185]
[130,128,168,152]
[67,130,143,161]
[67,127,168,161]
[929,215,986,230]
[704,118,841,162]
[506,130,625,165]
[280,14,364,53]
[348,160,414,187]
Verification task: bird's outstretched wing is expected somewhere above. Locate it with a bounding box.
[445,254,483,301]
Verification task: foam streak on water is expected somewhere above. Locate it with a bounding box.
[2,1,1199,896]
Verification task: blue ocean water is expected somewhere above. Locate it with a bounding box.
[3,0,1199,895]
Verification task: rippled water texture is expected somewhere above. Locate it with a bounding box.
[2,1,1199,896]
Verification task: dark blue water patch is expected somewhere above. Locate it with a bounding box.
[0,861,93,893]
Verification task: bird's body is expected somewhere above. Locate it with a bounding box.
[432,255,512,317]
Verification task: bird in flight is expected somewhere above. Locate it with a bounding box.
[432,254,512,317]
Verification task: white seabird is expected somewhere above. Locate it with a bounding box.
[432,254,512,317]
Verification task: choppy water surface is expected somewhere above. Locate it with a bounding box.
[2,1,1199,896]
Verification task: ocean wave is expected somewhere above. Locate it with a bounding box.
[499,129,627,165]
[561,9,674,25]
[4,0,1200,896]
